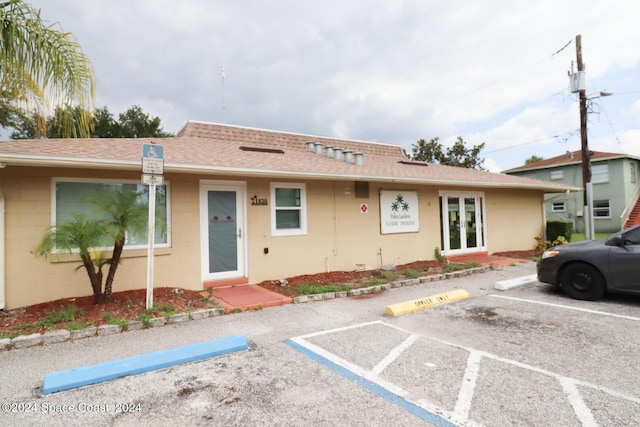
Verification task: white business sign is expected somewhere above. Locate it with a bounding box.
[379,190,420,234]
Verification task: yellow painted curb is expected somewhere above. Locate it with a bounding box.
[385,289,470,316]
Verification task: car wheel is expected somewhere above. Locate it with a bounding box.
[559,263,606,301]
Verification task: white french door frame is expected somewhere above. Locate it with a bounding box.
[199,180,248,282]
[439,190,487,256]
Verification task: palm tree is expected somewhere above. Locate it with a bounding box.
[85,189,148,297]
[35,188,149,303]
[0,0,95,137]
[36,215,109,303]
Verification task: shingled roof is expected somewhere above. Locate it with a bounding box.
[0,121,576,192]
[504,150,637,173]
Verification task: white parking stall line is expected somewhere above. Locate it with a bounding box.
[559,378,599,427]
[489,294,640,322]
[289,321,640,426]
[372,334,419,375]
[452,350,482,425]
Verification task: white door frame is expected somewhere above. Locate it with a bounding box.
[199,180,248,282]
[439,190,487,255]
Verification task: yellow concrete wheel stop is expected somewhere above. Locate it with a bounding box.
[385,289,469,316]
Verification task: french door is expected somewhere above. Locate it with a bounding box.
[440,192,486,255]
[200,181,247,281]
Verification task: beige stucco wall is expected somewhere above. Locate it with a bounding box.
[245,179,443,282]
[484,188,544,253]
[1,166,544,309]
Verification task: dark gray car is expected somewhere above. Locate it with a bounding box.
[537,224,640,300]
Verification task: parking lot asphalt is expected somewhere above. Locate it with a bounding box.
[2,262,639,426]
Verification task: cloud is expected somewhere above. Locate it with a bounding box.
[20,0,640,171]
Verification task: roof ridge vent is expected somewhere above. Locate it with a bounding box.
[343,149,353,163]
[325,146,334,158]
[354,152,363,166]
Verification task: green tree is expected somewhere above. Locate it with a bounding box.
[411,137,446,163]
[115,105,173,138]
[9,105,174,138]
[1,0,95,137]
[35,188,148,303]
[410,136,486,170]
[525,155,544,164]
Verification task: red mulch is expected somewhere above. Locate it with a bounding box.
[1,252,537,338]
[257,260,444,296]
[0,287,217,338]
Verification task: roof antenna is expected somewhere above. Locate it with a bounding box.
[221,65,226,123]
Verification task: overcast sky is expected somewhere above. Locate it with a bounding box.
[23,0,640,172]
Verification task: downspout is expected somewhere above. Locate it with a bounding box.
[0,190,4,310]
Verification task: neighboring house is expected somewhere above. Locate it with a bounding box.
[504,150,640,234]
[0,121,573,310]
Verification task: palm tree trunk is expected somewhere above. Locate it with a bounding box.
[80,255,104,304]
[104,235,125,296]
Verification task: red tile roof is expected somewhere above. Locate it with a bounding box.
[0,121,576,192]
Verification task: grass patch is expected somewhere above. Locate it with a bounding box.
[399,268,422,278]
[145,304,175,318]
[64,321,93,331]
[363,277,388,286]
[35,304,85,328]
[443,262,479,273]
[571,232,610,242]
[294,283,344,295]
[102,312,129,327]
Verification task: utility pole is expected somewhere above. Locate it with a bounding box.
[576,34,594,240]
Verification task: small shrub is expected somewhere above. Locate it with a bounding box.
[434,247,446,263]
[137,314,152,328]
[535,233,568,254]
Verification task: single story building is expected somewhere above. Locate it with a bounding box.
[0,121,574,309]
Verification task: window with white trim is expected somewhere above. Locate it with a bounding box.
[270,182,307,236]
[551,201,565,212]
[550,170,563,180]
[592,163,609,184]
[54,179,170,248]
[593,200,611,218]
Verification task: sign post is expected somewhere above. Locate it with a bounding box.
[142,143,164,309]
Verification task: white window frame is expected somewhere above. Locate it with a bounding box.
[593,200,611,219]
[550,170,563,180]
[592,163,609,184]
[270,182,307,236]
[52,177,171,250]
[551,201,566,212]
